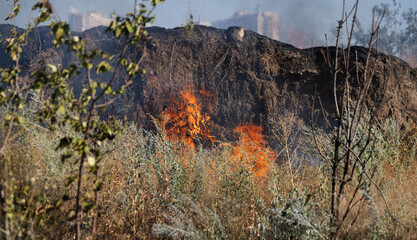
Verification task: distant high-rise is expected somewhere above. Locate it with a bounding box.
[211,11,279,40]
[69,11,111,32]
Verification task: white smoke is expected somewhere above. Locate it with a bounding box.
[69,5,78,14]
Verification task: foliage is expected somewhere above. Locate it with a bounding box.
[312,1,400,237]
[0,0,163,239]
[152,196,227,239]
[1,94,417,238]
[267,189,325,240]
[1,0,417,239]
[354,0,417,66]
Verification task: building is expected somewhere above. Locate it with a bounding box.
[211,11,279,40]
[69,11,112,32]
[198,21,212,27]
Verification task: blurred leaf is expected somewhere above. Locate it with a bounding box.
[87,156,96,167]
[58,105,65,114]
[56,137,72,150]
[56,27,64,39]
[61,151,73,163]
[125,19,134,33]
[16,116,25,124]
[48,64,57,73]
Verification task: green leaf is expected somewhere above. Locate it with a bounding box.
[96,61,113,73]
[48,64,57,73]
[104,86,112,94]
[151,0,165,6]
[56,27,64,39]
[57,105,65,114]
[84,146,90,154]
[16,116,25,124]
[115,27,122,38]
[93,180,102,191]
[87,63,93,70]
[125,20,134,33]
[5,113,12,121]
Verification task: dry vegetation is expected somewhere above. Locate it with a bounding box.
[1,1,417,239]
[1,93,417,239]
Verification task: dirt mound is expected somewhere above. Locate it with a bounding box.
[1,24,416,140]
[135,25,417,138]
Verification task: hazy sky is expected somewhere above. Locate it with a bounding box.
[0,0,415,45]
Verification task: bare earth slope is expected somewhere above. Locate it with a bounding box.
[1,24,416,139]
[137,25,417,137]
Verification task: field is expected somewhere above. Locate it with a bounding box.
[1,93,416,239]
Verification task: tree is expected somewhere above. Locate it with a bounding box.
[0,0,164,239]
[354,0,417,66]
[312,0,397,238]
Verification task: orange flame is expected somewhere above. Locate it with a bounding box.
[285,25,309,49]
[233,124,273,178]
[160,90,274,178]
[161,90,215,149]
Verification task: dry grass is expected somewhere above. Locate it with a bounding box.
[1,111,417,239]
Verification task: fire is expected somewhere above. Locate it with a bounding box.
[285,24,309,49]
[402,52,417,68]
[233,124,274,178]
[160,90,215,149]
[159,89,274,178]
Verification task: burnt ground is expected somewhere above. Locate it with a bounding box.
[1,24,416,142]
[133,25,417,141]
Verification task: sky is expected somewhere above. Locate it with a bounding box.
[0,0,415,46]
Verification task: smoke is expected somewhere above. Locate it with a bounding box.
[150,0,414,48]
[150,0,357,47]
[0,0,414,49]
[261,0,337,46]
[69,6,78,14]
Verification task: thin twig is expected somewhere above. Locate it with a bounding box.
[310,89,331,163]
[0,118,14,155]
[345,144,400,224]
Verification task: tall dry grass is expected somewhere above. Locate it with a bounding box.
[1,101,417,239]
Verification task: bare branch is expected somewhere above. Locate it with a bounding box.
[0,118,14,155]
[310,90,332,162]
[344,144,399,224]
